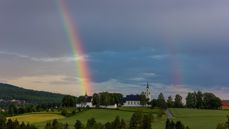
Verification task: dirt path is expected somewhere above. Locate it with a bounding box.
[165,109,173,120]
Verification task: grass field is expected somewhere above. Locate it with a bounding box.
[8,112,65,124]
[170,108,229,129]
[34,108,165,129]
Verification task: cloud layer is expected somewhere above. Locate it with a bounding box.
[0,0,229,99]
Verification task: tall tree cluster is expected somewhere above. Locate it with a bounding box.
[62,95,76,107]
[166,119,189,129]
[44,119,69,129]
[186,91,221,109]
[92,92,123,107]
[151,93,183,109]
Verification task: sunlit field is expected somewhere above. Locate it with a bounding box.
[8,112,65,124]
[170,108,229,129]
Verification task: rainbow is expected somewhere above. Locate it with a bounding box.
[57,0,92,95]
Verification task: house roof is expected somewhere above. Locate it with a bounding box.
[222,100,229,106]
[124,95,141,101]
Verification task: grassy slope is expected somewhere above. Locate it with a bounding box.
[35,108,165,129]
[8,112,65,124]
[170,108,229,129]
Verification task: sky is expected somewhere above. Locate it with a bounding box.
[0,0,229,99]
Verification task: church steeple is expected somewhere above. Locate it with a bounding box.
[145,82,151,101]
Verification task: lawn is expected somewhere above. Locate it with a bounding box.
[34,108,166,129]
[8,112,65,124]
[170,108,229,129]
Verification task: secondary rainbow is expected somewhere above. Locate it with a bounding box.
[57,0,92,95]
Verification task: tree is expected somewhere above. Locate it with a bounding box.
[151,99,158,108]
[86,118,96,129]
[8,104,17,116]
[74,120,83,129]
[92,93,100,107]
[129,112,143,129]
[120,119,127,129]
[62,95,76,107]
[0,115,6,129]
[140,92,148,106]
[186,93,196,108]
[166,119,188,129]
[104,122,112,129]
[203,93,221,109]
[175,121,185,129]
[112,116,121,129]
[157,93,167,109]
[63,123,69,129]
[167,96,174,108]
[142,114,152,129]
[174,94,183,108]
[196,91,203,109]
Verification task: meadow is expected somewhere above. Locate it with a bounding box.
[9,112,65,124]
[170,108,229,129]
[9,108,165,129]
[8,108,229,129]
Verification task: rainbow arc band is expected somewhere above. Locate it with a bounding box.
[58,0,92,95]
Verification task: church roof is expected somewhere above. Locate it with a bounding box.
[124,95,141,101]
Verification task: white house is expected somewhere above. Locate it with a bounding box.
[123,95,142,107]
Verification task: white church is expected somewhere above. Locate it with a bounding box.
[76,83,152,108]
[123,83,152,107]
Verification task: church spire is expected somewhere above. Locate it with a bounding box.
[145,82,151,101]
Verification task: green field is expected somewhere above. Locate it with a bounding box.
[8,112,65,124]
[170,108,229,129]
[35,108,166,129]
[9,108,228,129]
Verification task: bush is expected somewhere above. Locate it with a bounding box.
[61,109,68,116]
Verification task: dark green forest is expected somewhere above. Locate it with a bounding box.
[0,83,65,105]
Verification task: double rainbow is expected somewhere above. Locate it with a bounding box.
[57,0,92,95]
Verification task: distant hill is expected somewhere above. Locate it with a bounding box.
[0,83,65,105]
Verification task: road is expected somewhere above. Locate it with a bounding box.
[165,109,173,120]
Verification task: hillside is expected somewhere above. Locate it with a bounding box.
[0,83,65,105]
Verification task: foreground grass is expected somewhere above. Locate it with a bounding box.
[170,108,229,129]
[8,112,65,124]
[35,108,165,129]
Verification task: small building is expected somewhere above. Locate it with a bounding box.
[123,95,142,107]
[222,100,229,110]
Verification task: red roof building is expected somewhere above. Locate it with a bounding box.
[222,100,229,110]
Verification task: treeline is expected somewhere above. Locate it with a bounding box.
[5,103,60,117]
[0,115,37,129]
[150,91,222,109]
[166,119,189,129]
[44,112,153,129]
[92,92,123,107]
[151,93,183,109]
[186,91,221,109]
